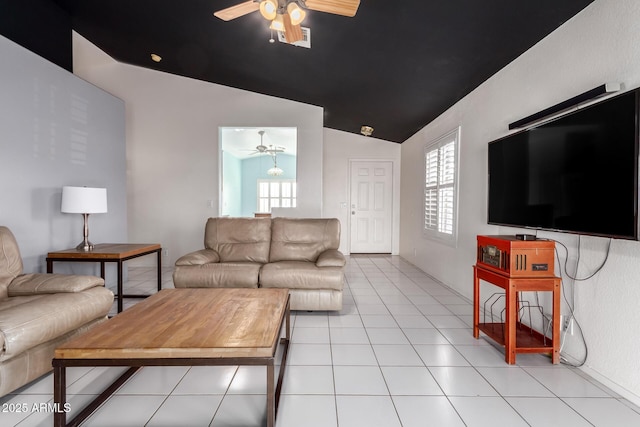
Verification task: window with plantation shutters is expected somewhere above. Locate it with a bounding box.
[257,179,297,213]
[424,128,460,244]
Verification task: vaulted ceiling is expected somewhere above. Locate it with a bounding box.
[52,0,594,142]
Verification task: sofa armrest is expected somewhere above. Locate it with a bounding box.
[7,273,104,296]
[316,249,346,267]
[175,249,220,266]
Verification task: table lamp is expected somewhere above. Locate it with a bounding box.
[61,186,108,251]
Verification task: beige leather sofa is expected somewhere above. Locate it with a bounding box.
[0,226,114,397]
[173,217,345,310]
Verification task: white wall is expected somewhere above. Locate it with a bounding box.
[0,35,126,276]
[400,0,640,404]
[323,128,401,254]
[72,33,323,265]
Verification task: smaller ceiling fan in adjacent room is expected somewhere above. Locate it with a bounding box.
[242,130,286,156]
[214,0,361,43]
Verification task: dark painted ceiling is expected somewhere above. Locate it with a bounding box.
[52,0,594,143]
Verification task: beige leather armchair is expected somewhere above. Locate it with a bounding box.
[173,217,346,310]
[0,226,114,397]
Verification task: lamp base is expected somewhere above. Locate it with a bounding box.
[76,240,95,252]
[76,213,95,251]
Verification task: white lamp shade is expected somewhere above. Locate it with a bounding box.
[61,186,108,214]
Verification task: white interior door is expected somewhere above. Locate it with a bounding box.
[350,161,393,253]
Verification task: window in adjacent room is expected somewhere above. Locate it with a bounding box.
[257,179,297,213]
[423,127,460,245]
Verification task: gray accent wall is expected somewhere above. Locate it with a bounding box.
[0,35,126,275]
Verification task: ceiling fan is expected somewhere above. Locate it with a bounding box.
[243,130,286,155]
[214,0,361,44]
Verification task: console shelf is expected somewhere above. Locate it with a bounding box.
[473,266,560,364]
[477,321,554,354]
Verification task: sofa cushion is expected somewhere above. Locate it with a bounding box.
[173,262,262,289]
[8,274,104,296]
[260,261,344,291]
[269,218,340,263]
[0,286,113,361]
[204,217,271,263]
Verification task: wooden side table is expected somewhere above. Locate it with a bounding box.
[47,243,162,313]
[473,265,561,364]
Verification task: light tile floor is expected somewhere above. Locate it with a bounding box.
[2,255,640,426]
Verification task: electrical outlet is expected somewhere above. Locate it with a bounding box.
[561,315,573,335]
[163,249,168,257]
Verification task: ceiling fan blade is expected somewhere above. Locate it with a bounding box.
[283,14,304,43]
[214,1,259,21]
[304,0,361,17]
[266,145,286,153]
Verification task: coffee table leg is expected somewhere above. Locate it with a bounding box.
[267,363,275,427]
[53,363,66,427]
[157,249,162,292]
[271,298,290,425]
[117,260,123,313]
[286,301,291,341]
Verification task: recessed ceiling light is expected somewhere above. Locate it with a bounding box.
[150,53,162,63]
[361,125,374,136]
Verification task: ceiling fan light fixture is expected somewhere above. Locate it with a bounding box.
[270,14,286,32]
[267,166,284,176]
[287,3,306,25]
[259,0,278,20]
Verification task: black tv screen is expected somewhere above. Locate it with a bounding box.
[488,89,639,240]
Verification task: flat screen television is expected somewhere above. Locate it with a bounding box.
[488,89,639,240]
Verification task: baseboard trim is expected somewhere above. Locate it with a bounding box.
[579,365,640,409]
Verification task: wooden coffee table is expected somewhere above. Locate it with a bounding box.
[52,288,290,427]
